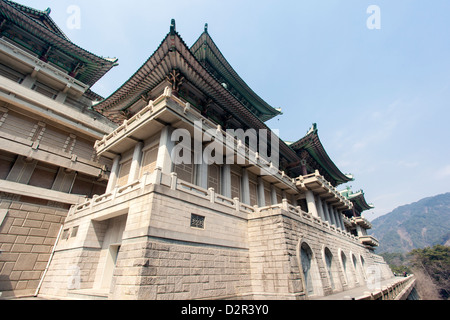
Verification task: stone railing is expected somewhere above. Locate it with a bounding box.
[253,199,359,243]
[296,170,353,210]
[94,88,298,192]
[358,235,379,247]
[352,216,372,229]
[0,37,89,94]
[66,168,359,245]
[357,275,416,300]
[68,168,259,219]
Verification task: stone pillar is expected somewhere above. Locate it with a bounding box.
[257,176,265,207]
[106,155,121,193]
[156,126,174,174]
[55,91,67,104]
[305,190,319,218]
[241,168,250,205]
[291,194,298,206]
[271,185,277,205]
[316,196,325,221]
[128,141,144,184]
[338,211,346,231]
[328,204,336,226]
[323,202,331,223]
[334,208,344,231]
[195,147,208,189]
[356,224,364,237]
[221,164,231,198]
[21,73,37,89]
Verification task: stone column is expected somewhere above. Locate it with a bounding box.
[291,194,298,206]
[322,202,331,223]
[221,164,231,198]
[338,211,346,231]
[356,224,364,237]
[156,126,175,174]
[316,196,325,221]
[271,185,278,205]
[257,176,265,207]
[241,168,250,205]
[334,208,344,231]
[106,155,121,193]
[128,141,144,184]
[195,147,208,189]
[305,190,319,218]
[328,204,337,226]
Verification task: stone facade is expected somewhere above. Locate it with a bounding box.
[37,93,394,300]
[0,2,397,300]
[0,199,67,297]
[0,1,117,298]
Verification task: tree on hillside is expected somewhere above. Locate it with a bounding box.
[408,245,450,300]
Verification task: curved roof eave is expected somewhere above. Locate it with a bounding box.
[1,0,117,87]
[190,28,282,122]
[290,123,353,185]
[94,23,299,163]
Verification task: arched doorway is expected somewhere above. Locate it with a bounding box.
[298,241,323,297]
[324,248,335,290]
[300,243,314,296]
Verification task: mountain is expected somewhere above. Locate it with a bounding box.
[370,192,450,253]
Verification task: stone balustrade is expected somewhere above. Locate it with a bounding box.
[67,168,360,244]
[296,170,353,210]
[357,275,416,300]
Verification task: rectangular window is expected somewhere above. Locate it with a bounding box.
[208,164,221,193]
[62,229,70,240]
[190,214,205,229]
[116,160,132,187]
[71,226,79,238]
[140,145,158,178]
[231,172,241,200]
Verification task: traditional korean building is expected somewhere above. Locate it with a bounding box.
[35,19,394,300]
[0,1,400,300]
[0,0,117,298]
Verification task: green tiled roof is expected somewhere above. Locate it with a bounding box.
[190,25,282,122]
[341,187,374,212]
[290,123,354,186]
[0,0,118,87]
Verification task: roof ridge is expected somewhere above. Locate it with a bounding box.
[4,0,69,40]
[190,26,282,122]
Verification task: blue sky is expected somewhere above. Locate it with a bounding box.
[15,0,450,220]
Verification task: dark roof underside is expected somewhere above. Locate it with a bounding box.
[0,0,117,87]
[94,28,299,163]
[190,30,281,122]
[290,124,353,186]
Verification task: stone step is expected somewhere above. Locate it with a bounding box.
[67,289,109,300]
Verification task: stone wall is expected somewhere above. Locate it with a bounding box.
[248,206,392,299]
[111,239,251,300]
[36,180,393,300]
[0,199,67,298]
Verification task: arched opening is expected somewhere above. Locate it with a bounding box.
[360,256,367,280]
[300,243,314,296]
[340,250,349,285]
[340,250,356,288]
[324,247,335,290]
[352,253,364,285]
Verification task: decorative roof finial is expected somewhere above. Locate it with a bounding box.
[170,19,176,35]
[306,123,318,135]
[204,23,208,33]
[44,7,51,15]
